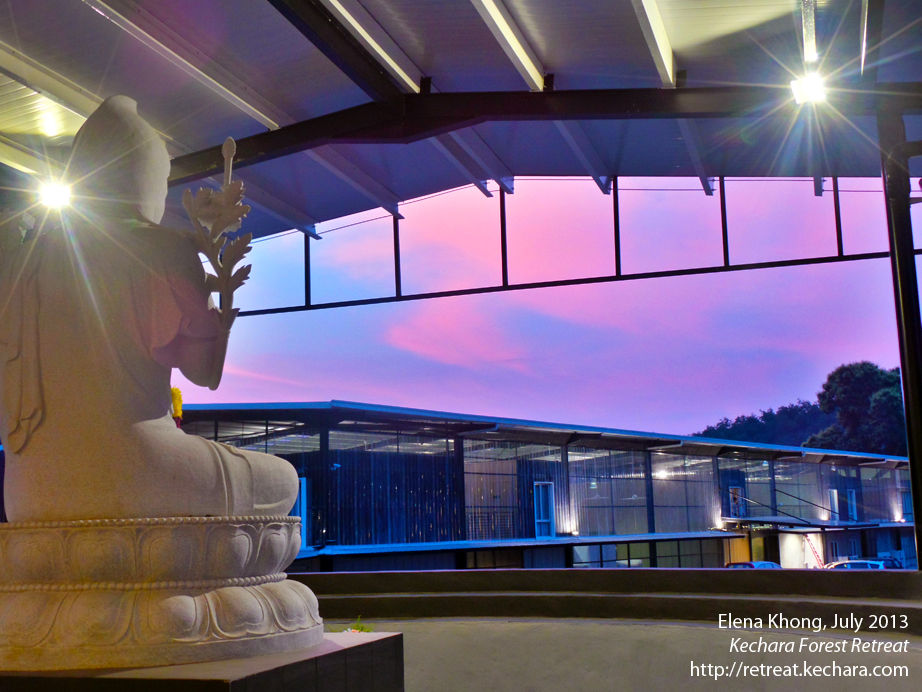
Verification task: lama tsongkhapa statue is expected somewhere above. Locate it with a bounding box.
[0,96,321,670]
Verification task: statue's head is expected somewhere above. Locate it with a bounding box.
[67,96,170,224]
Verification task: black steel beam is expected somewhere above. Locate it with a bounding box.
[168,84,922,186]
[403,84,922,122]
[878,110,922,568]
[168,102,397,186]
[239,249,892,317]
[266,0,406,108]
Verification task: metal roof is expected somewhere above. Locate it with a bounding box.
[0,0,918,238]
[183,399,909,468]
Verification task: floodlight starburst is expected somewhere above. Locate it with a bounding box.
[39,182,71,208]
[791,73,826,105]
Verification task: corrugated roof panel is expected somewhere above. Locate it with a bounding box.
[504,0,663,89]
[126,0,370,121]
[359,0,529,92]
[878,0,922,82]
[0,0,263,151]
[0,76,84,146]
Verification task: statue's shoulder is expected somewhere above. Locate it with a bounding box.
[128,222,207,283]
[127,221,196,256]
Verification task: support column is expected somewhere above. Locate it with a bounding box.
[644,451,658,566]
[561,442,573,536]
[303,232,311,306]
[319,427,331,557]
[392,215,402,297]
[832,177,844,257]
[453,436,467,541]
[613,176,621,276]
[500,189,509,286]
[644,451,656,534]
[878,111,922,568]
[769,459,778,516]
[712,456,721,517]
[719,177,729,267]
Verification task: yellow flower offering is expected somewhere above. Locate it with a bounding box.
[170,387,183,419]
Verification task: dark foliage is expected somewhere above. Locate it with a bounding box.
[804,362,907,455]
[693,400,835,447]
[693,361,908,455]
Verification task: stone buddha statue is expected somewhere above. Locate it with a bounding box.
[0,95,298,522]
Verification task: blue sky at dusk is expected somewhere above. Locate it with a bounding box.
[175,176,913,436]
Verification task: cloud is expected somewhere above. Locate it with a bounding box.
[384,298,530,373]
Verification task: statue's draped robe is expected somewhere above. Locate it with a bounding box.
[0,216,295,521]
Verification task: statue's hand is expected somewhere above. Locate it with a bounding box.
[182,183,252,336]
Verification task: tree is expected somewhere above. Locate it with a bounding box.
[694,400,835,446]
[804,362,907,455]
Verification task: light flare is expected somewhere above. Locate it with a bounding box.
[39,182,71,208]
[791,73,826,105]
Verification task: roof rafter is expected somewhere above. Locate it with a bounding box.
[860,0,886,82]
[630,0,675,86]
[0,134,62,177]
[81,0,407,223]
[553,122,611,194]
[312,0,509,198]
[265,0,405,108]
[430,136,492,196]
[470,0,544,92]
[0,39,99,116]
[470,0,612,192]
[315,0,421,94]
[446,130,514,194]
[306,146,402,217]
[676,119,714,195]
[629,0,714,194]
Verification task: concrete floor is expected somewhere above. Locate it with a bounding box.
[326,618,922,692]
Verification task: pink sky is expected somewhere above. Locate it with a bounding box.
[175,177,906,436]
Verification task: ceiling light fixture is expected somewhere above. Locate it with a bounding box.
[791,73,826,104]
[39,182,71,208]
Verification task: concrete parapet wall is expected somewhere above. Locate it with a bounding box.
[292,569,922,634]
[293,568,922,600]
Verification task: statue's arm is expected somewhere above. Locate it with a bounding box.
[149,229,227,390]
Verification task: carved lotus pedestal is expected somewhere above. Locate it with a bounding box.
[0,516,323,670]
